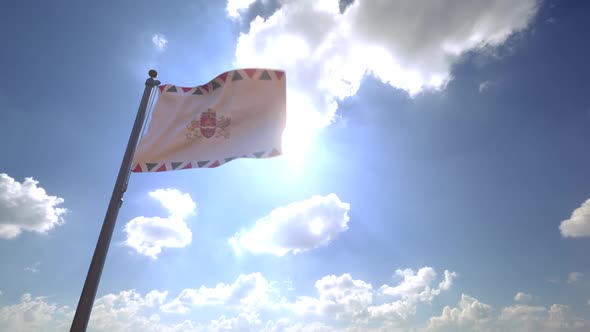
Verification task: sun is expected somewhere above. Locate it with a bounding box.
[280,92,322,167]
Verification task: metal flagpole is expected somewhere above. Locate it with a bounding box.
[70,70,160,332]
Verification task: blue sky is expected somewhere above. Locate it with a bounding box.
[1,0,590,331]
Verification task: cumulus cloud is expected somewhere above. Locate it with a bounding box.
[161,272,275,314]
[229,193,350,256]
[124,189,195,259]
[0,294,70,332]
[289,273,373,320]
[479,80,493,92]
[428,294,493,331]
[24,262,41,274]
[428,295,590,332]
[86,290,175,332]
[151,34,168,51]
[560,199,590,237]
[567,272,583,284]
[233,0,540,140]
[288,267,457,327]
[499,303,589,331]
[226,0,258,18]
[369,268,458,321]
[4,267,589,332]
[0,173,66,239]
[514,292,533,304]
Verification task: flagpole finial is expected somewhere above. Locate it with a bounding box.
[149,69,158,78]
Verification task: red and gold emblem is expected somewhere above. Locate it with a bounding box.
[186,108,231,140]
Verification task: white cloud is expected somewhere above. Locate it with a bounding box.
[479,80,493,92]
[148,189,196,219]
[288,267,456,327]
[226,0,257,18]
[289,273,373,320]
[124,189,195,259]
[560,199,590,237]
[24,262,41,273]
[0,294,70,332]
[145,290,168,307]
[86,290,171,332]
[567,272,583,284]
[498,303,590,331]
[5,267,589,332]
[369,268,457,321]
[428,295,590,332]
[229,193,350,256]
[161,272,275,314]
[151,34,168,51]
[428,294,494,331]
[0,173,66,239]
[379,268,457,302]
[234,0,539,144]
[514,292,533,304]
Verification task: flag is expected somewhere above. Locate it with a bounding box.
[132,68,286,172]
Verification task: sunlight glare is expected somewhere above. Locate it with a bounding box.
[281,91,323,167]
[309,217,324,236]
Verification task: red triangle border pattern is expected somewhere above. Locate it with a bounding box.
[158,69,286,96]
[131,147,282,173]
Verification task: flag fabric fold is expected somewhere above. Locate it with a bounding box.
[132,68,286,172]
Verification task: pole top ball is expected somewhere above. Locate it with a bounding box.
[148,69,158,78]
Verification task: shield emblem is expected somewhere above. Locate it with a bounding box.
[199,109,217,138]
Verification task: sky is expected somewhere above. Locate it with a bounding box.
[1,0,590,331]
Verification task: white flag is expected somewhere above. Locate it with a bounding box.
[132,68,286,172]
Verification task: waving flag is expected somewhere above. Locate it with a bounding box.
[132,68,286,172]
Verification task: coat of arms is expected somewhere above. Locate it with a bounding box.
[185,108,231,140]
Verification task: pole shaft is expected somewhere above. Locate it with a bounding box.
[70,76,159,332]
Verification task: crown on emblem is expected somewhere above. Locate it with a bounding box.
[200,108,216,120]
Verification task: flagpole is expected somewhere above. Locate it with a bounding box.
[70,70,160,332]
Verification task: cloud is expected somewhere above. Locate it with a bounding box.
[124,189,195,259]
[226,0,257,18]
[479,80,493,92]
[427,294,493,331]
[144,290,168,307]
[428,295,590,332]
[229,193,350,256]
[151,34,168,51]
[289,273,373,320]
[426,294,590,332]
[24,262,41,274]
[559,199,590,237]
[161,272,275,314]
[4,267,588,332]
[288,267,456,326]
[148,189,196,219]
[368,268,458,321]
[567,272,583,284]
[0,294,70,332]
[514,292,533,304]
[0,173,66,239]
[233,0,539,135]
[498,303,589,331]
[85,290,174,332]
